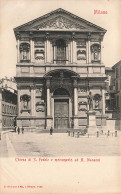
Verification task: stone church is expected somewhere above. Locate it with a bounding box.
[14,8,107,131]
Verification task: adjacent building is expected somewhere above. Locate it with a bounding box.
[105,67,115,118]
[14,8,107,131]
[112,60,121,119]
[0,78,17,132]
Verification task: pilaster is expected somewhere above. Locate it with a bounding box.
[88,33,91,64]
[102,87,105,115]
[46,76,52,116]
[30,85,36,116]
[16,33,20,63]
[99,33,104,64]
[72,76,79,128]
[17,87,21,116]
[45,32,51,63]
[30,38,34,63]
[72,32,76,63]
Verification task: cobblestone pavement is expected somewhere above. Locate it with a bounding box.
[0,130,121,157]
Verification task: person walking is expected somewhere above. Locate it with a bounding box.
[50,126,53,135]
[22,127,24,134]
[17,127,20,134]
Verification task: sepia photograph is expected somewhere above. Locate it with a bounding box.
[0,0,121,193]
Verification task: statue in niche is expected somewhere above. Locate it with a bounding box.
[94,94,101,109]
[94,51,98,60]
[23,100,28,109]
[20,94,31,111]
[95,100,99,109]
[88,91,93,110]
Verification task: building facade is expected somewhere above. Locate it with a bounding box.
[0,78,17,132]
[112,61,121,119]
[105,67,115,118]
[14,8,107,131]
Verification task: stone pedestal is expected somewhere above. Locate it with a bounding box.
[73,117,79,129]
[87,111,98,135]
[46,117,53,129]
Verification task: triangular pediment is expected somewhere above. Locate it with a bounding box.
[31,16,89,31]
[14,8,106,33]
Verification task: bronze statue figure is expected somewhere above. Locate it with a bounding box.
[88,91,93,110]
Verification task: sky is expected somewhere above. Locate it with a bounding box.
[0,0,121,79]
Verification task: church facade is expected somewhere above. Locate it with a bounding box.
[14,8,107,131]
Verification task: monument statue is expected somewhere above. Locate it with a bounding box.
[88,91,93,110]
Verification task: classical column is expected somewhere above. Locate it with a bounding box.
[99,33,104,64]
[46,39,51,63]
[53,45,56,64]
[46,77,51,116]
[70,41,73,63]
[17,87,21,116]
[45,33,50,63]
[66,43,68,64]
[17,39,20,63]
[102,88,105,115]
[72,39,77,63]
[73,77,78,116]
[88,40,91,63]
[31,86,36,116]
[68,42,71,63]
[44,40,47,63]
[50,42,53,63]
[30,39,34,63]
[88,33,91,64]
[86,40,89,64]
[100,41,103,63]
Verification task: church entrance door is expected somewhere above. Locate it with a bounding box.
[54,99,69,129]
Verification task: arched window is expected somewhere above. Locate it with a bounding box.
[54,39,66,64]
[20,43,30,62]
[53,88,69,96]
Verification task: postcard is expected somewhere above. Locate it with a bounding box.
[0,0,121,193]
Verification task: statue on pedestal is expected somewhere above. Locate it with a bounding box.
[88,91,93,111]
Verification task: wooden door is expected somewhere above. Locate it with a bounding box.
[54,99,69,129]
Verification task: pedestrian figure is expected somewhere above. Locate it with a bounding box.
[15,126,17,133]
[107,130,110,137]
[50,126,53,135]
[115,130,117,137]
[17,127,20,134]
[97,131,99,138]
[22,127,24,134]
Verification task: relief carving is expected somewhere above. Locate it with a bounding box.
[78,101,87,111]
[36,101,45,112]
[78,88,87,94]
[35,16,86,30]
[77,50,86,60]
[35,49,44,60]
[36,88,43,96]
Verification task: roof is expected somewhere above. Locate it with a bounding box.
[112,60,121,69]
[14,8,107,34]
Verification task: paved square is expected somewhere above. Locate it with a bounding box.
[0,130,121,157]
